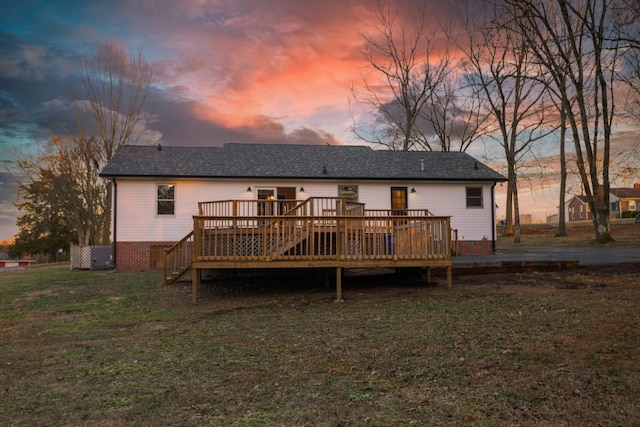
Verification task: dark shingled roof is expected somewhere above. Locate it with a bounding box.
[610,187,640,199]
[100,143,507,182]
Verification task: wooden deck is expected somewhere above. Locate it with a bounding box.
[164,197,453,304]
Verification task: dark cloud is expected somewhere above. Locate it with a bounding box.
[148,91,338,147]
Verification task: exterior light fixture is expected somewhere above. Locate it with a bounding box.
[300,186,305,192]
[246,186,252,192]
[411,187,416,193]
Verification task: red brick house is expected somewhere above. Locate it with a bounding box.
[567,195,591,221]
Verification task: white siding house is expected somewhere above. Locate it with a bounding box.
[101,143,506,271]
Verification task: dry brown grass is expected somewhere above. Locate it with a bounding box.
[1,265,639,426]
[498,220,640,247]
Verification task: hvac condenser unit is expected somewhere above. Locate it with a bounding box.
[71,245,114,270]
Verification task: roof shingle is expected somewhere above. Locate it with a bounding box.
[100,143,507,182]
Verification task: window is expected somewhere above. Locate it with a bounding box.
[466,187,483,208]
[630,200,637,211]
[611,202,617,211]
[338,185,358,202]
[157,184,175,215]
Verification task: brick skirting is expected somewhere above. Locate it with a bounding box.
[116,241,174,271]
[117,239,495,271]
[455,240,494,255]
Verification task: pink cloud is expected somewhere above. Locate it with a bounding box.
[111,0,398,142]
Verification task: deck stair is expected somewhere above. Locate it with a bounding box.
[163,231,194,285]
[267,199,313,256]
[269,223,309,256]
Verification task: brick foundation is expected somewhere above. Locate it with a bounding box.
[456,240,494,255]
[117,239,495,271]
[116,241,174,271]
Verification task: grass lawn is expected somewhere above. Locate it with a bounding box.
[1,264,639,426]
[498,220,640,247]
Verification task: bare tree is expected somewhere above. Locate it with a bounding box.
[457,2,554,242]
[555,86,570,236]
[351,1,436,151]
[74,42,154,244]
[419,39,491,151]
[611,0,640,146]
[509,0,621,244]
[352,2,487,153]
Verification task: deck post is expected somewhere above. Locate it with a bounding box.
[335,267,344,302]
[425,267,431,284]
[446,265,452,289]
[163,248,169,286]
[192,268,200,305]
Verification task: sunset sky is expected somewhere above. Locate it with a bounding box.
[1,0,638,242]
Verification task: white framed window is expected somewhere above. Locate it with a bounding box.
[466,187,483,208]
[630,200,637,211]
[157,184,175,215]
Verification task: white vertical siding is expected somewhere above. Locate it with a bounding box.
[115,178,496,242]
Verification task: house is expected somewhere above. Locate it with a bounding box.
[610,185,640,218]
[100,143,506,298]
[567,195,591,221]
[568,183,640,221]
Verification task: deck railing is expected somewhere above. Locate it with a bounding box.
[199,197,367,218]
[198,199,300,216]
[198,198,434,218]
[164,231,194,285]
[192,214,451,263]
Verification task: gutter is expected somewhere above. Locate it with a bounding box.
[491,182,497,252]
[112,178,117,269]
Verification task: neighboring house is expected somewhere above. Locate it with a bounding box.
[610,185,640,218]
[568,183,640,221]
[567,195,592,222]
[100,143,507,272]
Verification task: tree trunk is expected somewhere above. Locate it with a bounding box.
[503,167,516,236]
[590,196,614,244]
[555,100,568,237]
[513,186,521,243]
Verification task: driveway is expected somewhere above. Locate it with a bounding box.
[453,246,640,267]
